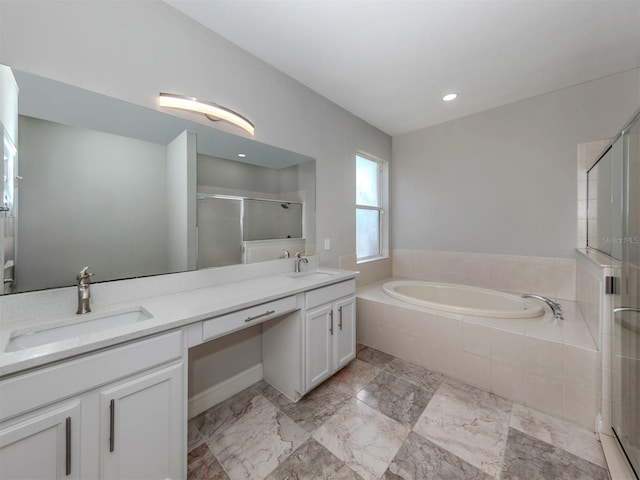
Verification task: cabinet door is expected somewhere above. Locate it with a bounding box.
[334,296,356,370]
[305,304,333,391]
[100,363,184,480]
[0,401,81,479]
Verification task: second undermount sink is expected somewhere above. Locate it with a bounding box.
[288,270,338,281]
[5,307,153,353]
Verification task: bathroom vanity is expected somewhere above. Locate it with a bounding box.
[0,269,356,479]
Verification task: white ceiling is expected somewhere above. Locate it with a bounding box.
[165,0,640,136]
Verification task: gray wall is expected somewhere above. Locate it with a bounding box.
[198,154,284,195]
[0,0,392,268]
[17,116,169,291]
[392,69,639,259]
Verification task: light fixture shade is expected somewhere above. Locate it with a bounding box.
[158,93,255,135]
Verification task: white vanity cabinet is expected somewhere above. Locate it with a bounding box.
[0,400,81,479]
[99,363,183,479]
[304,280,356,391]
[0,330,185,479]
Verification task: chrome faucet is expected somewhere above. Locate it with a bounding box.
[294,250,308,273]
[281,249,290,259]
[522,294,564,320]
[77,266,94,314]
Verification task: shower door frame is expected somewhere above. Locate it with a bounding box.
[611,109,640,480]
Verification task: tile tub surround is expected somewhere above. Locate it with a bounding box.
[187,349,608,480]
[339,253,392,288]
[576,248,621,441]
[392,250,576,302]
[357,277,600,430]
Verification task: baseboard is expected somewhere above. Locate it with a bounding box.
[188,363,263,419]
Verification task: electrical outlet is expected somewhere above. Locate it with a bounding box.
[324,239,331,250]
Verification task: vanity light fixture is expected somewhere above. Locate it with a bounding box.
[158,93,255,136]
[442,93,458,102]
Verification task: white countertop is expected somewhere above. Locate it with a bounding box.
[0,268,357,378]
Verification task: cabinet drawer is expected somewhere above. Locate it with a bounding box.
[202,296,298,341]
[305,280,356,310]
[0,331,183,421]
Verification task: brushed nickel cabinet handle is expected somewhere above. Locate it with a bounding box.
[329,310,334,335]
[109,399,115,452]
[338,306,343,330]
[245,309,276,322]
[65,417,71,476]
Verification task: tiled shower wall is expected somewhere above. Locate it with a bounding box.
[577,139,612,250]
[576,249,620,437]
[392,249,576,301]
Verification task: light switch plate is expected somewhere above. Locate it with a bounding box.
[324,239,331,250]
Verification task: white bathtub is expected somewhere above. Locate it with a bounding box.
[382,280,544,318]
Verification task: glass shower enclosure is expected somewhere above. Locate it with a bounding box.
[611,110,640,479]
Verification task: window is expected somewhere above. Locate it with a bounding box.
[356,153,386,261]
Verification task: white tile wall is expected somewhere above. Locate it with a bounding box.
[577,139,611,250]
[339,253,392,288]
[392,249,576,301]
[575,249,620,436]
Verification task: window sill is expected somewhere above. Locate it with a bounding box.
[356,255,388,265]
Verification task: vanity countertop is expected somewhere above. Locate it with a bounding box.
[0,268,357,378]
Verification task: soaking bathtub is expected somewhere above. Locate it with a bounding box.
[382,280,544,318]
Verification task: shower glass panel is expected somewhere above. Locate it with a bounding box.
[612,111,640,479]
[196,196,242,268]
[587,140,624,259]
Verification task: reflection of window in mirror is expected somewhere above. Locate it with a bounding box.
[3,133,16,212]
[356,153,388,262]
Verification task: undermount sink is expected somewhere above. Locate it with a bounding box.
[5,307,153,353]
[288,270,337,281]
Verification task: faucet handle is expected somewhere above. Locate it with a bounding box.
[295,250,306,258]
[77,266,94,281]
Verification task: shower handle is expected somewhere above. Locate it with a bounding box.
[613,307,640,314]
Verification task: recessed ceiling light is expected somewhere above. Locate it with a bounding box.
[442,93,458,102]
[238,153,246,158]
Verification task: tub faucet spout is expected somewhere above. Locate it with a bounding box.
[522,294,563,320]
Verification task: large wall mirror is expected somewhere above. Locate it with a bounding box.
[2,67,315,294]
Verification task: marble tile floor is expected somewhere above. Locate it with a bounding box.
[188,345,610,480]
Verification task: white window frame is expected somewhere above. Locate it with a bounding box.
[356,152,388,263]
